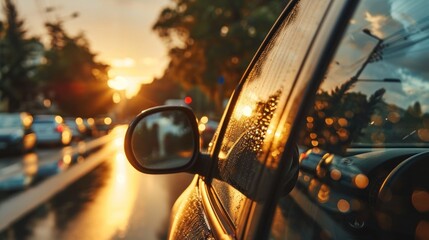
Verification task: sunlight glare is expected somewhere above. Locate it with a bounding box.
[111,57,136,68]
[108,76,128,91]
[242,105,253,117]
[108,75,149,99]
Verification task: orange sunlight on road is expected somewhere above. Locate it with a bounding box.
[58,126,140,239]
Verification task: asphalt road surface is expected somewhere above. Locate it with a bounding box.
[1,126,193,240]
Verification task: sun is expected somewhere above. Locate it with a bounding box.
[108,76,128,91]
[108,75,145,99]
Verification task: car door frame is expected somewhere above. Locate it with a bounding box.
[243,1,360,238]
[199,0,360,239]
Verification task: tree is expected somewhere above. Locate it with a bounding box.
[0,0,42,112]
[36,21,113,117]
[153,0,288,109]
[299,77,386,154]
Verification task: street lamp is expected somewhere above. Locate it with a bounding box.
[45,6,79,23]
[353,29,385,80]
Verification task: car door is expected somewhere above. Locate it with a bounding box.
[168,0,359,239]
[269,0,429,239]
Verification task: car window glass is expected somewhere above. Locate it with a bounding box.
[212,0,331,227]
[0,115,21,128]
[271,0,429,239]
[304,1,429,151]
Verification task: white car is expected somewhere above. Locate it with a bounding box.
[33,115,73,146]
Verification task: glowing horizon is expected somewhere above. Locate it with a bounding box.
[4,0,170,87]
[108,75,151,99]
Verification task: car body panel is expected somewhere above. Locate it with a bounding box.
[168,176,216,239]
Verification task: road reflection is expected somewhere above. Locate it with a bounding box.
[11,126,193,240]
[22,153,38,177]
[0,136,108,193]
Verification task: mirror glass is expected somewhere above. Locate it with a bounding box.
[131,110,195,170]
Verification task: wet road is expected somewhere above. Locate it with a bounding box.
[5,126,193,240]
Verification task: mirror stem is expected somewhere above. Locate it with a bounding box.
[188,152,212,177]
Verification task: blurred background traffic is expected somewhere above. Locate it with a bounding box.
[0,0,288,157]
[0,0,285,239]
[0,0,287,126]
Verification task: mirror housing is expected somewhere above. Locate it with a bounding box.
[124,106,210,175]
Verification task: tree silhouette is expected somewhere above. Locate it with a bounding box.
[36,21,113,116]
[0,0,42,111]
[153,0,289,108]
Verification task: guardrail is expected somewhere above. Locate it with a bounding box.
[0,133,116,231]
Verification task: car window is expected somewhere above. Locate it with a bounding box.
[212,0,332,228]
[33,120,54,123]
[303,0,429,152]
[271,0,429,239]
[0,115,21,128]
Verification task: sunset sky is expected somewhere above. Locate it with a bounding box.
[4,0,171,88]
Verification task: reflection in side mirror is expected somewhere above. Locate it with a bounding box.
[125,106,200,173]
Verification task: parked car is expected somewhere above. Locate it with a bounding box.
[82,117,96,137]
[33,115,73,146]
[65,117,87,140]
[124,0,429,239]
[0,112,36,154]
[94,116,113,135]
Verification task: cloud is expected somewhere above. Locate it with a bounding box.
[364,11,388,38]
[325,0,429,112]
[386,0,429,74]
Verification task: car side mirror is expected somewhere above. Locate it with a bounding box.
[124,106,209,175]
